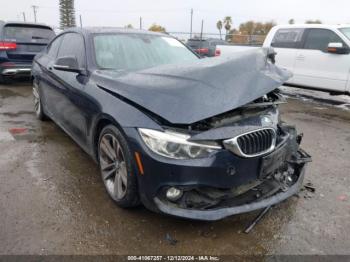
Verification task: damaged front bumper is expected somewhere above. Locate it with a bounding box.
[153,155,308,221]
[126,124,312,221]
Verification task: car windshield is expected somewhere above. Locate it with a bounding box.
[339,28,350,40]
[93,33,198,71]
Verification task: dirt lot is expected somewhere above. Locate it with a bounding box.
[0,82,349,255]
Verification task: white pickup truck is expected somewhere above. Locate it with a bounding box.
[220,24,350,95]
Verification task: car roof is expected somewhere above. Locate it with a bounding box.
[272,24,350,30]
[59,27,168,37]
[0,21,53,29]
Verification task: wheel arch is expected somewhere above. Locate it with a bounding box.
[92,114,125,161]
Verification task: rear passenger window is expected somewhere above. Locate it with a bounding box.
[303,29,345,51]
[57,33,85,68]
[47,37,62,58]
[271,29,304,48]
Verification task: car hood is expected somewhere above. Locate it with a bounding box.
[94,48,291,125]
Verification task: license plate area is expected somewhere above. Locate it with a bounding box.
[259,144,288,179]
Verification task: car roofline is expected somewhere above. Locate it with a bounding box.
[1,21,53,29]
[272,24,350,30]
[58,27,171,38]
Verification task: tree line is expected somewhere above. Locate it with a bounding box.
[215,17,323,41]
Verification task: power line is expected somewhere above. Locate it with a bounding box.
[38,5,188,14]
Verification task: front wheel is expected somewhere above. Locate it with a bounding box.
[33,82,48,121]
[98,125,140,208]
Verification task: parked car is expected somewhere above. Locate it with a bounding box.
[32,27,311,221]
[0,21,55,83]
[186,38,228,57]
[219,24,350,95]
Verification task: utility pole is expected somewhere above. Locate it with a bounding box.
[31,5,38,22]
[139,17,142,30]
[190,8,193,38]
[200,19,204,40]
[22,12,26,22]
[79,15,83,28]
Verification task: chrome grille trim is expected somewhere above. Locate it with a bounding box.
[223,128,276,158]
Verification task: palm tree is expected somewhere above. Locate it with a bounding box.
[59,0,76,29]
[223,16,232,40]
[216,20,223,40]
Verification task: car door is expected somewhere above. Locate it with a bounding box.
[271,28,304,84]
[48,32,90,148]
[38,35,63,117]
[293,28,350,92]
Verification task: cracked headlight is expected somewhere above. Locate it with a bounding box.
[138,128,222,159]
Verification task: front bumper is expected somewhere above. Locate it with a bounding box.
[154,163,306,221]
[124,126,311,221]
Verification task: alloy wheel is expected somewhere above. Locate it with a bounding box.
[32,83,41,116]
[99,133,128,200]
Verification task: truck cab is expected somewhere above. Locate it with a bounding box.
[264,24,350,95]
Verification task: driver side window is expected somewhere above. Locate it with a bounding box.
[57,33,86,68]
[303,29,346,51]
[47,36,63,58]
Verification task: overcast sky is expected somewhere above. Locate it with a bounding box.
[1,0,350,34]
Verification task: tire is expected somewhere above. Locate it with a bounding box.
[98,125,140,208]
[32,81,48,121]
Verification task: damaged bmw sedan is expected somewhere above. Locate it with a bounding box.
[32,28,311,221]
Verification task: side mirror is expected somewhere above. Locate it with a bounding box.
[53,56,83,73]
[327,42,350,54]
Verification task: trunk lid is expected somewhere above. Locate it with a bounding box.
[2,24,55,62]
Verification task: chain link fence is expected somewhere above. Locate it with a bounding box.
[168,32,265,46]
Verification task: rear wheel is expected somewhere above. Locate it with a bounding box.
[98,125,140,207]
[33,82,48,121]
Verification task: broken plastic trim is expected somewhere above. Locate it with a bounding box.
[153,165,306,221]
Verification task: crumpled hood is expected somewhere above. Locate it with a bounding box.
[94,48,291,125]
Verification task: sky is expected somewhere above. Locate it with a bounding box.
[1,0,350,35]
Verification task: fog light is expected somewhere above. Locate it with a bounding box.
[166,187,183,201]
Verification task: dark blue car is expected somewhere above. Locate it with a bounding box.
[31,27,311,221]
[0,21,55,83]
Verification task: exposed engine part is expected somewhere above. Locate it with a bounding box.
[274,166,296,192]
[189,91,283,131]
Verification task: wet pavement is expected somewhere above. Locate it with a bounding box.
[0,82,349,255]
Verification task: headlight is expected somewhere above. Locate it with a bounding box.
[138,128,222,159]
